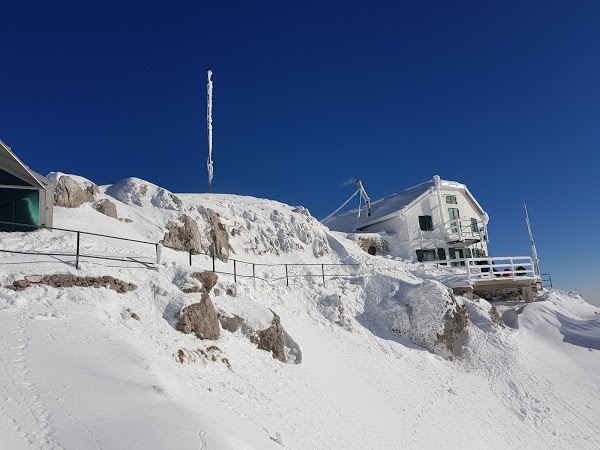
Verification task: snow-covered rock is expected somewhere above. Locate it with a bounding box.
[50,173,98,208]
[176,294,220,340]
[105,177,182,210]
[362,275,468,358]
[94,198,118,219]
[161,214,203,254]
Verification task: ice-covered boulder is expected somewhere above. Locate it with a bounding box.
[317,294,352,330]
[222,201,330,258]
[463,297,506,332]
[362,276,468,358]
[105,177,182,210]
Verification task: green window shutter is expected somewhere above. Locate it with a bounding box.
[465,248,472,258]
[448,248,456,259]
[416,249,425,262]
[419,215,433,231]
[481,249,486,257]
[437,248,446,260]
[471,218,479,232]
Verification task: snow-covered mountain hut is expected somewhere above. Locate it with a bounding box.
[323,175,489,263]
[0,139,54,231]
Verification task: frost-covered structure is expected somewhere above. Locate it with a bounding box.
[323,175,489,264]
[0,139,55,230]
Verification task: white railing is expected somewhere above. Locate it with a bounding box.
[444,219,486,243]
[420,256,537,282]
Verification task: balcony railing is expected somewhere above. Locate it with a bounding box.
[420,256,537,283]
[444,219,486,244]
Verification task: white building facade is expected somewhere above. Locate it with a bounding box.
[323,176,489,264]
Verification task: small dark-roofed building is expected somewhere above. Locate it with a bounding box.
[0,139,54,231]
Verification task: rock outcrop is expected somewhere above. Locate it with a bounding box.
[94,199,118,219]
[218,313,244,333]
[177,271,219,294]
[54,176,98,208]
[190,271,218,293]
[207,208,231,262]
[161,214,202,254]
[6,274,136,293]
[436,298,468,355]
[489,306,504,328]
[256,312,287,362]
[176,294,220,340]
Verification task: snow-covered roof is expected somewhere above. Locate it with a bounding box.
[0,139,52,188]
[323,179,434,232]
[322,177,486,232]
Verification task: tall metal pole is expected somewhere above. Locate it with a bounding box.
[524,204,540,277]
[206,69,214,193]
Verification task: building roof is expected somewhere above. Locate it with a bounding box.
[0,139,51,188]
[322,176,486,232]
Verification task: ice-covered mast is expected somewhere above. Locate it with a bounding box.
[206,69,214,193]
[524,204,540,277]
[321,179,372,224]
[355,180,371,217]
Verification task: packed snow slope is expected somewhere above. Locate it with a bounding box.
[0,175,599,449]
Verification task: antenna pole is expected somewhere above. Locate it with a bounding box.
[206,69,214,193]
[524,204,540,277]
[355,180,372,217]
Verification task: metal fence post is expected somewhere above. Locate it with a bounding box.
[189,250,192,266]
[212,253,215,272]
[233,259,237,283]
[322,264,325,287]
[75,231,80,269]
[285,264,289,287]
[252,263,255,279]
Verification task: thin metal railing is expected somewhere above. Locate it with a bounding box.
[0,220,365,287]
[541,273,553,289]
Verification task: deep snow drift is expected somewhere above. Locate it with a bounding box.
[0,174,598,449]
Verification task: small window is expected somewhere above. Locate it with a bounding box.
[416,249,436,262]
[446,195,457,204]
[471,218,479,232]
[418,215,433,231]
[416,249,424,262]
[437,248,447,265]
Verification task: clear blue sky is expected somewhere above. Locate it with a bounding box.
[1,1,599,304]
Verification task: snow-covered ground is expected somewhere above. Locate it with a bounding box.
[0,175,598,449]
